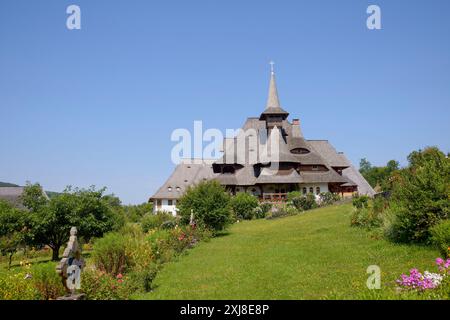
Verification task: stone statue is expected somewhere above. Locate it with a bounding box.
[56,227,86,300]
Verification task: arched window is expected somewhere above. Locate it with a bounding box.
[302,187,307,195]
[316,187,321,195]
[309,187,314,194]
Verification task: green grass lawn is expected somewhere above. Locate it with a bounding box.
[137,203,439,300]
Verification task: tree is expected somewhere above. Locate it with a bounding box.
[23,184,121,261]
[0,200,28,269]
[388,147,450,243]
[359,158,400,191]
[359,158,372,175]
[177,180,231,231]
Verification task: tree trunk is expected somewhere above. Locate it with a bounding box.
[52,246,60,261]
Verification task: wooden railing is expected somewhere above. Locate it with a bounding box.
[259,193,288,203]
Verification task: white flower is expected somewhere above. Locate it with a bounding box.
[423,271,444,287]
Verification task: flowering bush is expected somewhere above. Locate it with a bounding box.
[82,268,132,300]
[396,258,449,291]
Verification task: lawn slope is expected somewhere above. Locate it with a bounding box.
[138,204,438,300]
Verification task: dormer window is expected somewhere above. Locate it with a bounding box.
[291,148,310,154]
[168,187,172,192]
[312,165,319,171]
[176,187,181,192]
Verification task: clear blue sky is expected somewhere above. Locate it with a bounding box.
[1,0,449,204]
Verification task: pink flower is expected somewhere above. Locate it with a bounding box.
[116,273,123,279]
[436,258,444,265]
[118,279,123,284]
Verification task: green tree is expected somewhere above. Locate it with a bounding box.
[177,180,231,232]
[23,184,121,261]
[388,147,450,243]
[0,200,28,269]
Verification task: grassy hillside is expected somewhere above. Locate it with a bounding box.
[137,203,438,300]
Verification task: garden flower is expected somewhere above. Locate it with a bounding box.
[436,258,444,265]
[116,273,123,279]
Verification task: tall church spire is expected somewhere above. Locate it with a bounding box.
[260,61,289,121]
[266,61,281,110]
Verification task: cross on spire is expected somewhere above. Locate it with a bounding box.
[269,61,275,75]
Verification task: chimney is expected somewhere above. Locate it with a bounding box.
[292,119,303,137]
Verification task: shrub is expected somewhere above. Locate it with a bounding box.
[230,193,259,220]
[92,233,130,276]
[352,195,370,209]
[431,220,450,258]
[141,211,176,233]
[260,203,272,215]
[177,180,232,231]
[126,263,159,293]
[291,193,318,211]
[82,268,132,300]
[266,204,299,219]
[350,206,383,229]
[287,191,302,203]
[319,192,340,206]
[31,262,65,300]
[388,147,449,243]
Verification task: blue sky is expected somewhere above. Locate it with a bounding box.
[1,0,449,204]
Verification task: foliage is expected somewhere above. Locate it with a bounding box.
[230,193,259,220]
[266,204,299,219]
[141,211,176,233]
[82,268,132,300]
[122,203,153,223]
[23,184,121,260]
[31,262,65,300]
[0,270,38,300]
[177,180,232,231]
[92,232,130,276]
[318,192,341,206]
[0,200,28,268]
[290,193,318,211]
[359,158,400,191]
[387,147,449,243]
[352,195,370,209]
[430,220,450,258]
[253,203,272,220]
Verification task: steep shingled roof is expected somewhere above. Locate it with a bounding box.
[150,161,219,200]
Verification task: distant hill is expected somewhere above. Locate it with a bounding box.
[0,182,60,198]
[0,182,20,187]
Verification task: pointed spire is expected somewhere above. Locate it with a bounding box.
[260,61,289,120]
[266,63,281,110]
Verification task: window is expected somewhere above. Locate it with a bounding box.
[168,187,172,192]
[316,187,321,195]
[312,165,319,171]
[168,200,173,206]
[156,200,162,207]
[302,187,307,195]
[176,187,181,192]
[309,187,314,194]
[290,148,310,154]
